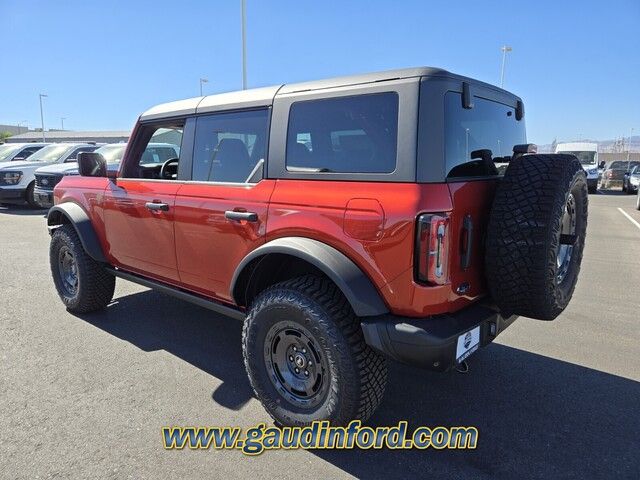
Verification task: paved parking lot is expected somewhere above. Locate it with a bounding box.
[1,192,638,479]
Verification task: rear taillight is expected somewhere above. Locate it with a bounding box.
[607,171,613,178]
[415,213,450,285]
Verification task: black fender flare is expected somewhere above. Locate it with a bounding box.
[47,203,107,263]
[230,237,389,317]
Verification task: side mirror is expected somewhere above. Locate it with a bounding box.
[78,152,107,177]
[599,161,605,169]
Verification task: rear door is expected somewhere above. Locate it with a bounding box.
[173,108,275,302]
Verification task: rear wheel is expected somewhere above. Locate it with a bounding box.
[242,275,387,426]
[486,154,588,320]
[50,224,115,313]
[636,191,640,210]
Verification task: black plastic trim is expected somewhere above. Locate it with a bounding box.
[106,267,246,320]
[230,237,389,317]
[47,203,107,263]
[361,300,517,371]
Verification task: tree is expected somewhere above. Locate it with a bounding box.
[0,131,12,142]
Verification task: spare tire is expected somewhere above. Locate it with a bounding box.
[485,154,588,320]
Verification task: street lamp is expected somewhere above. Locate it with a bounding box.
[500,45,512,88]
[199,78,209,96]
[39,94,48,142]
[241,0,247,89]
[61,117,66,130]
[627,127,635,171]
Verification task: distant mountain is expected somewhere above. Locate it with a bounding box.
[537,136,639,153]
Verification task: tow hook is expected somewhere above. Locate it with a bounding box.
[455,360,470,374]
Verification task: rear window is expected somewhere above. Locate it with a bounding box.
[444,92,526,178]
[286,93,398,174]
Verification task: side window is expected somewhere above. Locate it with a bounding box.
[66,146,96,162]
[444,92,526,178]
[20,146,41,158]
[123,124,184,179]
[191,109,269,183]
[286,93,398,174]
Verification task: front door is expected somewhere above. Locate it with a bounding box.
[173,109,274,302]
[103,123,186,284]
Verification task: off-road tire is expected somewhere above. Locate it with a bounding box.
[486,154,588,320]
[25,181,40,208]
[50,224,115,313]
[242,275,387,426]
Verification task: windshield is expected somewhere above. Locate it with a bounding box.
[95,144,127,164]
[560,151,596,165]
[609,161,640,170]
[27,144,72,162]
[0,144,23,162]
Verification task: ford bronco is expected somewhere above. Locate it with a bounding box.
[46,67,588,426]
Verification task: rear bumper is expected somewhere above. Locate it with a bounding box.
[361,300,517,371]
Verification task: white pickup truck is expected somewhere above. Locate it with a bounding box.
[555,142,599,193]
[0,143,100,207]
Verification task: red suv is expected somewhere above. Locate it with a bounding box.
[47,67,588,426]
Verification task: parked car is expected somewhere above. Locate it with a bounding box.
[46,66,587,426]
[600,160,637,190]
[0,142,49,163]
[622,164,640,194]
[555,142,599,193]
[33,143,179,207]
[0,143,100,207]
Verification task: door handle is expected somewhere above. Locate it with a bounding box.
[461,214,473,270]
[225,210,258,222]
[145,202,169,212]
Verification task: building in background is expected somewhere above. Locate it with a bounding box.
[4,130,130,144]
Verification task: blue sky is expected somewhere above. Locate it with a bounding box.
[1,0,638,144]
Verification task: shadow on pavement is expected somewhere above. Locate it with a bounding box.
[0,204,47,216]
[77,289,639,479]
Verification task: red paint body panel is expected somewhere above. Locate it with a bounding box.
[172,180,276,301]
[102,179,182,283]
[54,172,498,318]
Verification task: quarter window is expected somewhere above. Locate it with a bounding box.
[286,93,398,174]
[191,109,269,183]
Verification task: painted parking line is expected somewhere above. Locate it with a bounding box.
[617,207,640,231]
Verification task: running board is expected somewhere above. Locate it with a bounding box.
[105,267,246,321]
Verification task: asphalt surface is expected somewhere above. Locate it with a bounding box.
[1,191,639,479]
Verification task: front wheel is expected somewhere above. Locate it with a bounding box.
[242,275,387,426]
[25,182,40,208]
[50,224,115,313]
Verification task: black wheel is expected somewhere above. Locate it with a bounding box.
[486,154,588,320]
[50,224,115,313]
[25,182,40,208]
[588,185,597,194]
[242,275,387,426]
[636,192,640,211]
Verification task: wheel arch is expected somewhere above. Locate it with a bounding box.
[47,203,107,263]
[231,237,389,317]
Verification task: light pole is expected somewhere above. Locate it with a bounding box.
[241,0,247,89]
[61,117,66,130]
[500,45,512,88]
[199,78,209,96]
[39,94,48,142]
[627,127,634,171]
